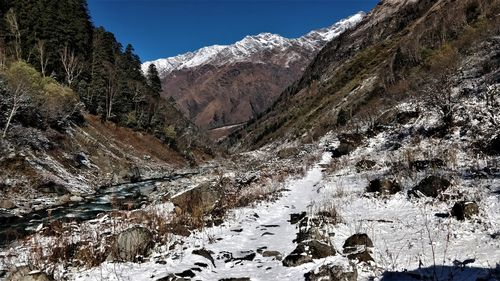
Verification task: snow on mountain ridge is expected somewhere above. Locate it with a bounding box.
[142,12,365,77]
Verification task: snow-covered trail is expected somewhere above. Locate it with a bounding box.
[72,153,333,281]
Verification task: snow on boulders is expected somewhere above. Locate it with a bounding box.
[451,201,479,220]
[110,226,153,262]
[283,216,336,267]
[366,179,401,195]
[409,176,451,198]
[305,263,358,281]
[328,133,364,158]
[289,212,306,224]
[192,248,215,267]
[5,266,53,281]
[282,240,336,267]
[343,233,374,263]
[171,182,221,215]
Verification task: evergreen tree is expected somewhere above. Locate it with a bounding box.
[146,64,162,97]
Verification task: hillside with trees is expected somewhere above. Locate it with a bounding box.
[0,0,210,153]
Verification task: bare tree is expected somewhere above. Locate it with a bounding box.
[2,77,31,138]
[59,45,83,86]
[35,40,49,77]
[5,9,21,61]
[105,63,118,120]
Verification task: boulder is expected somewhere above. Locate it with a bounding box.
[175,269,195,278]
[111,226,153,262]
[289,212,306,224]
[277,147,300,159]
[329,133,363,158]
[74,152,90,168]
[283,240,336,267]
[37,181,68,195]
[343,233,373,251]
[410,176,451,198]
[366,179,401,195]
[485,135,500,155]
[355,160,376,171]
[5,266,53,281]
[0,199,15,209]
[451,201,479,220]
[262,250,282,260]
[343,233,374,263]
[347,250,374,263]
[171,183,220,215]
[305,264,358,281]
[294,226,325,244]
[192,248,215,267]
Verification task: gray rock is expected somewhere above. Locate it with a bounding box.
[0,199,15,209]
[451,201,479,220]
[305,264,358,281]
[289,212,306,224]
[262,250,282,260]
[329,133,363,158]
[192,248,215,267]
[111,226,153,262]
[343,233,373,252]
[410,176,451,198]
[366,179,401,195]
[283,240,336,267]
[5,266,53,281]
[343,233,374,263]
[171,182,221,215]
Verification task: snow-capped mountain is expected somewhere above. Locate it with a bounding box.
[142,12,365,77]
[142,12,365,135]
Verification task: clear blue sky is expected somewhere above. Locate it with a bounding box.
[87,0,380,62]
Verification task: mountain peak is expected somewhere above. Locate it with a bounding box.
[142,12,365,76]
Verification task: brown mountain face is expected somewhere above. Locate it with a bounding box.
[144,14,365,139]
[160,56,312,131]
[229,0,500,149]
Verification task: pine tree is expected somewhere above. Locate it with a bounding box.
[146,64,162,97]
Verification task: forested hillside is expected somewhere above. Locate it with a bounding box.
[0,0,209,152]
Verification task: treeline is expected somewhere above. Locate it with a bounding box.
[0,0,188,147]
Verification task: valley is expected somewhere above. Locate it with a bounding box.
[0,0,499,280]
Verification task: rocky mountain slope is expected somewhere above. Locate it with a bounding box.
[142,13,364,134]
[229,0,500,150]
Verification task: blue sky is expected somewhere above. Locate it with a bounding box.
[87,0,380,62]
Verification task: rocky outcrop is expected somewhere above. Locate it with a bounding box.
[343,233,374,263]
[410,176,451,198]
[366,179,402,195]
[305,263,358,281]
[329,133,364,158]
[111,226,153,262]
[5,266,53,281]
[283,215,336,267]
[171,182,221,215]
[451,201,479,220]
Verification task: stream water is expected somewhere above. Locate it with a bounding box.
[0,172,197,246]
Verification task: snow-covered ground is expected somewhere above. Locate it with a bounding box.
[69,152,335,281]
